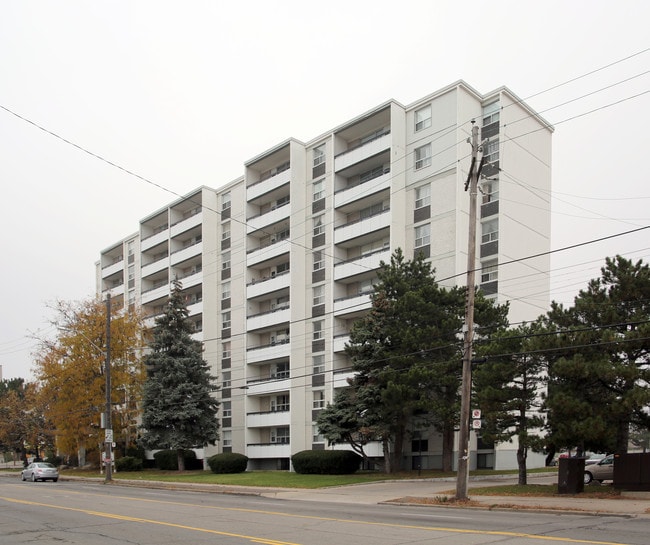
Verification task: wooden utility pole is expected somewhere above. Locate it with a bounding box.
[104,293,112,483]
[456,122,480,500]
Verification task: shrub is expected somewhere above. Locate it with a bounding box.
[153,449,198,470]
[292,450,361,474]
[115,456,143,472]
[207,452,248,474]
[44,455,64,467]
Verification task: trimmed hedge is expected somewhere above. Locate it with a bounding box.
[207,452,249,474]
[115,456,143,472]
[292,450,361,474]
[153,449,202,470]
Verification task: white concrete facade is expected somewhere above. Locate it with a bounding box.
[96,81,553,471]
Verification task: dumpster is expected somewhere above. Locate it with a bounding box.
[558,457,585,494]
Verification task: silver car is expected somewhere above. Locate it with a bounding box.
[21,462,59,482]
[583,454,614,484]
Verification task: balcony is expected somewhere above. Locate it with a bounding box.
[141,284,170,305]
[247,168,291,202]
[186,300,203,316]
[247,340,291,364]
[141,229,168,252]
[333,292,372,318]
[334,248,390,281]
[334,171,391,209]
[176,269,202,290]
[333,369,356,389]
[141,257,168,279]
[247,239,290,267]
[247,409,291,428]
[334,131,391,173]
[246,202,290,235]
[247,307,290,332]
[334,210,390,246]
[246,377,291,396]
[247,270,290,299]
[246,443,291,459]
[333,334,350,353]
[101,259,123,279]
[170,210,202,238]
[171,241,203,265]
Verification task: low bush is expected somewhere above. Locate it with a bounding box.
[44,455,64,467]
[153,449,198,470]
[115,456,143,472]
[292,450,361,474]
[207,453,249,474]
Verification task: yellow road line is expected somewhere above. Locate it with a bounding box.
[1,496,300,545]
[0,492,633,545]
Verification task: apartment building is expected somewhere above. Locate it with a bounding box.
[96,81,553,471]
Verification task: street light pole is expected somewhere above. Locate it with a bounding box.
[456,122,480,500]
[104,294,112,483]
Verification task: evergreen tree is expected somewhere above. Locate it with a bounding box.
[320,249,507,472]
[542,256,650,454]
[139,280,219,470]
[473,322,546,484]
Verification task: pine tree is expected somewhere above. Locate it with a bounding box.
[542,256,650,454]
[473,322,546,484]
[320,249,508,472]
[139,279,219,470]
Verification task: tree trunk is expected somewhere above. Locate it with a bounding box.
[441,423,454,472]
[177,449,185,471]
[516,445,527,485]
[382,438,391,474]
[616,418,630,454]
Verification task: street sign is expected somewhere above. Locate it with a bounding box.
[105,429,113,442]
[472,409,481,419]
[472,419,482,429]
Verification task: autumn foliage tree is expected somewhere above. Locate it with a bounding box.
[33,298,144,466]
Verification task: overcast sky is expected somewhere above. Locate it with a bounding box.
[1,1,649,381]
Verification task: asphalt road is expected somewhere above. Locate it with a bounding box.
[1,479,649,545]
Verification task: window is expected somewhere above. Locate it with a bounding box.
[221,192,231,211]
[483,101,500,126]
[313,144,325,169]
[359,278,374,294]
[415,224,430,248]
[313,215,325,237]
[481,179,499,203]
[313,425,324,443]
[222,341,231,359]
[222,400,232,417]
[481,260,498,283]
[313,179,325,201]
[222,222,231,240]
[484,139,499,163]
[359,165,385,183]
[481,219,499,244]
[415,184,431,208]
[222,430,232,446]
[313,320,324,341]
[415,105,432,131]
[313,250,324,272]
[313,354,325,374]
[222,371,231,388]
[221,251,231,270]
[222,281,231,300]
[222,311,231,330]
[313,285,325,306]
[359,200,388,220]
[272,362,289,379]
[361,238,389,256]
[414,144,432,169]
[313,390,325,409]
[272,427,290,444]
[273,395,290,411]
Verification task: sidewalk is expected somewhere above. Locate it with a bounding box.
[2,470,648,516]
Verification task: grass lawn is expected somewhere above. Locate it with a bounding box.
[53,466,558,489]
[465,483,621,498]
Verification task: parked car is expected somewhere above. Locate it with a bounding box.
[584,454,614,484]
[21,462,59,482]
[585,454,606,466]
